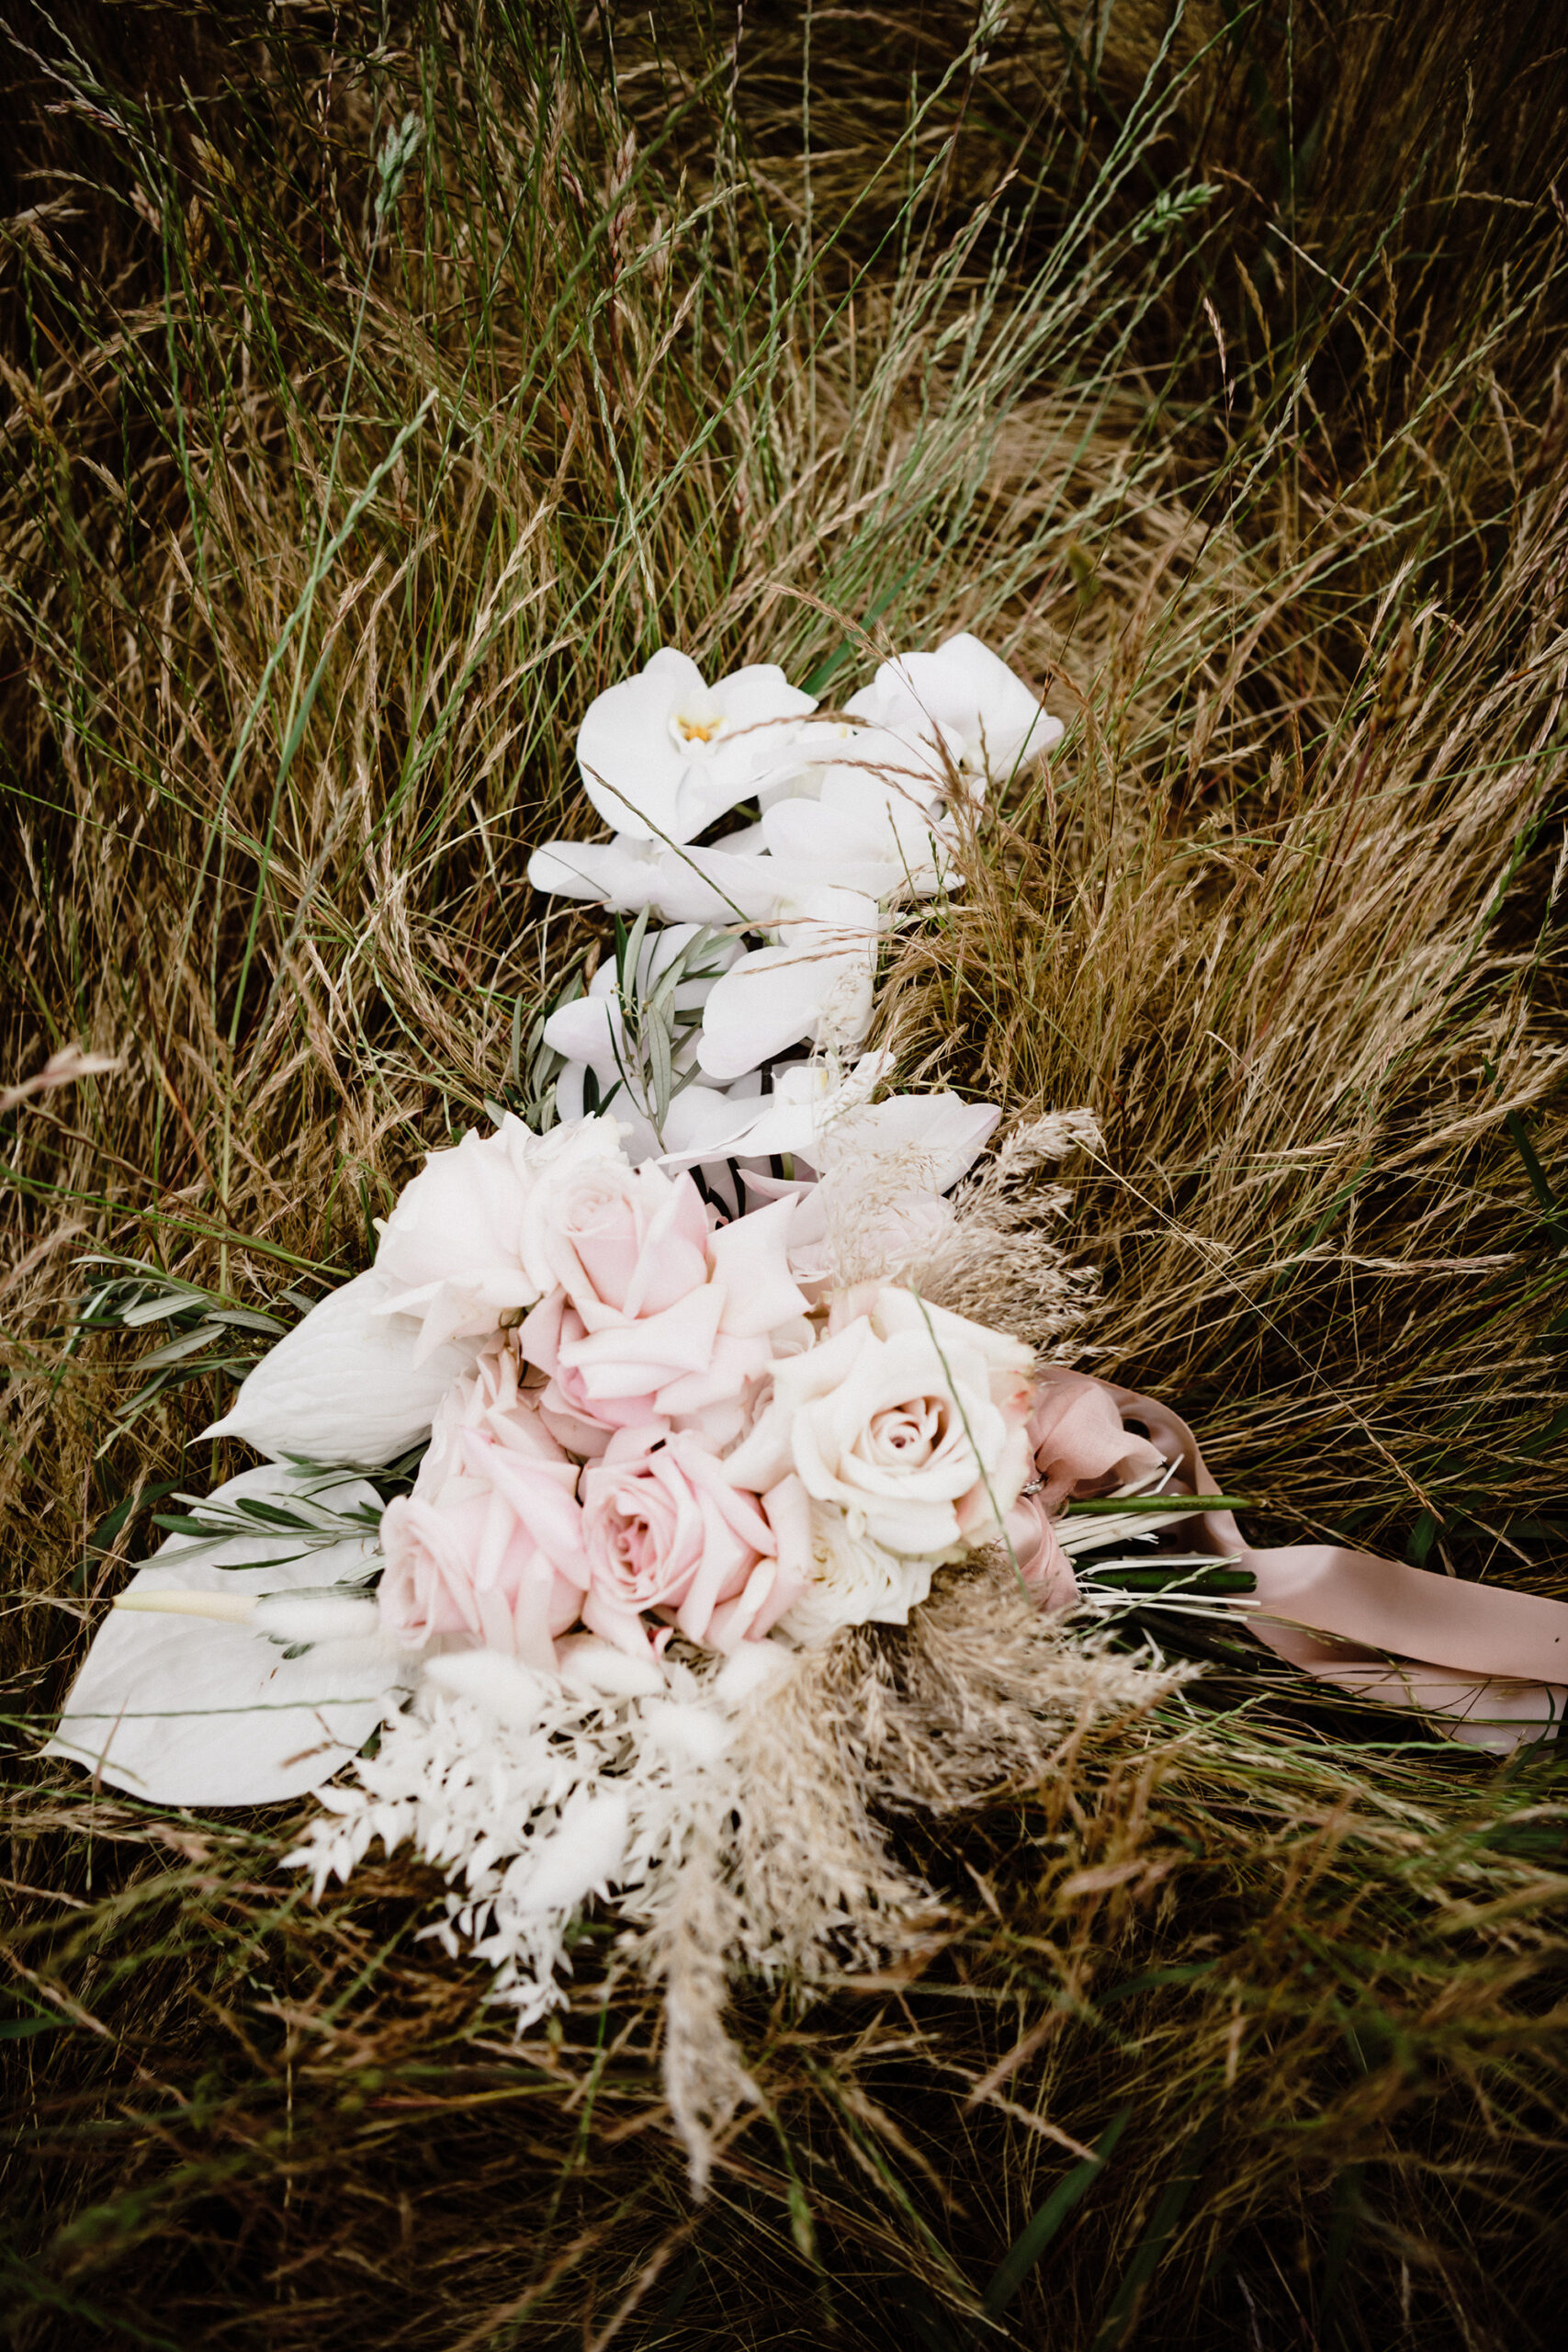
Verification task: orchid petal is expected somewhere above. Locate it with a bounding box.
[576,650,815,843]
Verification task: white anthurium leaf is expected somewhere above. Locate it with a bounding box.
[202,1269,481,1465]
[45,1465,405,1806]
[576,648,816,844]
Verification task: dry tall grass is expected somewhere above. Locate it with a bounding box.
[2,3,1566,2346]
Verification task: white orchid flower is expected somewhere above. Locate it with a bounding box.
[551,1062,752,1168]
[525,832,668,911]
[761,764,959,893]
[846,631,1061,791]
[576,647,816,843]
[830,1090,1001,1193]
[46,1464,406,1804]
[654,1051,891,1168]
[659,1066,999,1282]
[529,821,907,931]
[780,712,957,807]
[204,1268,482,1465]
[695,888,886,1084]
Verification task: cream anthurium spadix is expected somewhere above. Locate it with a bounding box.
[695,888,886,1084]
[46,1465,405,1805]
[576,647,817,842]
[205,1267,482,1465]
[847,632,1062,789]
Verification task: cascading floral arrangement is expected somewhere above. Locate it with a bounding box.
[51,630,1568,2179]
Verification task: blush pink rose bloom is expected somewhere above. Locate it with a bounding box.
[375,1112,625,1360]
[1003,1368,1168,1612]
[580,1430,807,1659]
[378,1428,589,1669]
[727,1284,1035,1558]
[418,1334,570,1488]
[520,1167,807,1442]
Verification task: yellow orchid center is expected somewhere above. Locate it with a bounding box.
[670,693,727,752]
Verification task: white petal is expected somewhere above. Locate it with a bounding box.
[45,1465,402,1804]
[696,944,866,1082]
[872,635,1062,778]
[542,995,624,1071]
[656,1052,895,1168]
[204,1270,480,1465]
[836,1093,1000,1193]
[658,1083,761,1157]
[525,834,664,910]
[423,1647,550,1727]
[576,650,697,840]
[516,1791,630,1914]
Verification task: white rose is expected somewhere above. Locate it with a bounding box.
[778,1503,936,1646]
[726,1284,1034,1557]
[375,1112,625,1359]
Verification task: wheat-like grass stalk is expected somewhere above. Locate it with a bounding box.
[2,4,1565,2345]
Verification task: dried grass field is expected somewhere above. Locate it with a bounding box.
[3,2,1568,2345]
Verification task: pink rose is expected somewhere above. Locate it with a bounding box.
[522,1154,710,1323]
[727,1285,1035,1557]
[1026,1369,1165,1511]
[580,1430,804,1658]
[419,1335,570,1489]
[519,1179,807,1443]
[1000,1369,1169,1615]
[375,1112,625,1359]
[378,1430,588,1668]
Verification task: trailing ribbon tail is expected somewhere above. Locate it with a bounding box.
[1102,1385,1568,1755]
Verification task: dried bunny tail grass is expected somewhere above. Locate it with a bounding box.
[910,1108,1106,1349]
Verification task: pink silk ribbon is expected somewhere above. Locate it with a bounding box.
[1062,1374,1567,1754]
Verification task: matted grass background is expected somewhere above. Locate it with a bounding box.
[2,2,1567,2344]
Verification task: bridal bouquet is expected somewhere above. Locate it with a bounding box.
[51,630,1568,2178]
